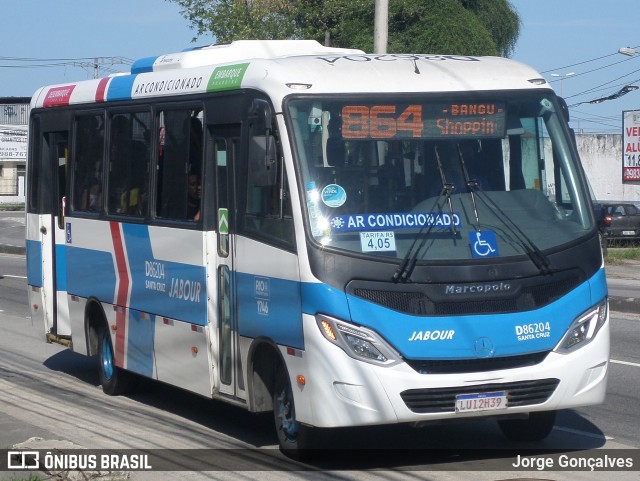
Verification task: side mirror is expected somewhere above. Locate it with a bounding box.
[251,99,273,132]
[249,135,277,186]
[249,99,277,186]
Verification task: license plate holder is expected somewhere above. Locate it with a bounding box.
[455,391,508,413]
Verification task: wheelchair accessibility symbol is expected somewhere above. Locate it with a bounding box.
[469,230,499,258]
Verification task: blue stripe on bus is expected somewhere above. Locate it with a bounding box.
[127,311,155,377]
[106,74,137,101]
[236,272,304,350]
[590,268,608,303]
[66,246,117,301]
[131,56,158,74]
[55,244,67,292]
[26,240,42,287]
[300,282,351,320]
[65,224,206,325]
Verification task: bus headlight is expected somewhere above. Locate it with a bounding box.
[555,299,608,354]
[316,314,401,366]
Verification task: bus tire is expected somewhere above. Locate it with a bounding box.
[273,368,317,457]
[97,326,133,396]
[497,410,557,442]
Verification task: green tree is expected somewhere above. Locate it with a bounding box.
[170,0,520,57]
[460,0,521,56]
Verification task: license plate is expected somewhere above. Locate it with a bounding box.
[622,230,636,236]
[455,391,507,413]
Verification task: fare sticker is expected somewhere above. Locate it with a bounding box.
[360,231,396,252]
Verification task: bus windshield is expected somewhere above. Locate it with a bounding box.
[287,92,594,261]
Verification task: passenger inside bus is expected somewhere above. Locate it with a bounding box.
[81,169,102,211]
[118,143,149,216]
[76,115,104,212]
[110,113,151,216]
[187,173,201,220]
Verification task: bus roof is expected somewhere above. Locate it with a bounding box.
[31,40,550,110]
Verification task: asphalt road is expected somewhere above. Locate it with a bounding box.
[0,252,639,480]
[0,210,25,255]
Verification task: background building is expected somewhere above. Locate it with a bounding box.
[576,133,638,201]
[0,97,30,204]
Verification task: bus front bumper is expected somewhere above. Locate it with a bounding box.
[287,313,610,429]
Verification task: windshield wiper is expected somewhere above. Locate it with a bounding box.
[393,145,458,283]
[455,144,553,275]
[456,143,480,227]
[392,194,444,283]
[476,190,553,274]
[434,144,458,237]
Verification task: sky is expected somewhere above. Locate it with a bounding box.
[1,0,638,135]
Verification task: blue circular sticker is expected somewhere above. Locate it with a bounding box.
[321,184,347,207]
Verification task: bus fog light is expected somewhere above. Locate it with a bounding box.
[555,299,608,354]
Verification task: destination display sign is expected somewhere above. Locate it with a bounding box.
[340,102,506,140]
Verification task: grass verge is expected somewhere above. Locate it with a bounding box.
[605,247,640,264]
[0,203,25,211]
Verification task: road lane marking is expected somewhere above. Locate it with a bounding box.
[611,358,640,368]
[1,275,27,279]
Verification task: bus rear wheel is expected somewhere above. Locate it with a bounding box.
[97,326,133,395]
[273,369,317,457]
[497,410,557,442]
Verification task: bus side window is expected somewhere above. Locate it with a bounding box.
[107,112,151,216]
[27,117,46,214]
[28,115,71,219]
[72,114,104,213]
[155,109,203,222]
[244,166,294,246]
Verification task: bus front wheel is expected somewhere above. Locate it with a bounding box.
[273,369,317,457]
[97,327,133,395]
[497,410,557,442]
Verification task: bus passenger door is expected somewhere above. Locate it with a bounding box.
[210,126,242,398]
[27,125,72,340]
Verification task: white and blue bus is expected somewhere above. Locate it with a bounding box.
[26,40,609,453]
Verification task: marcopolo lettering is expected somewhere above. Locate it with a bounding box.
[445,282,511,295]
